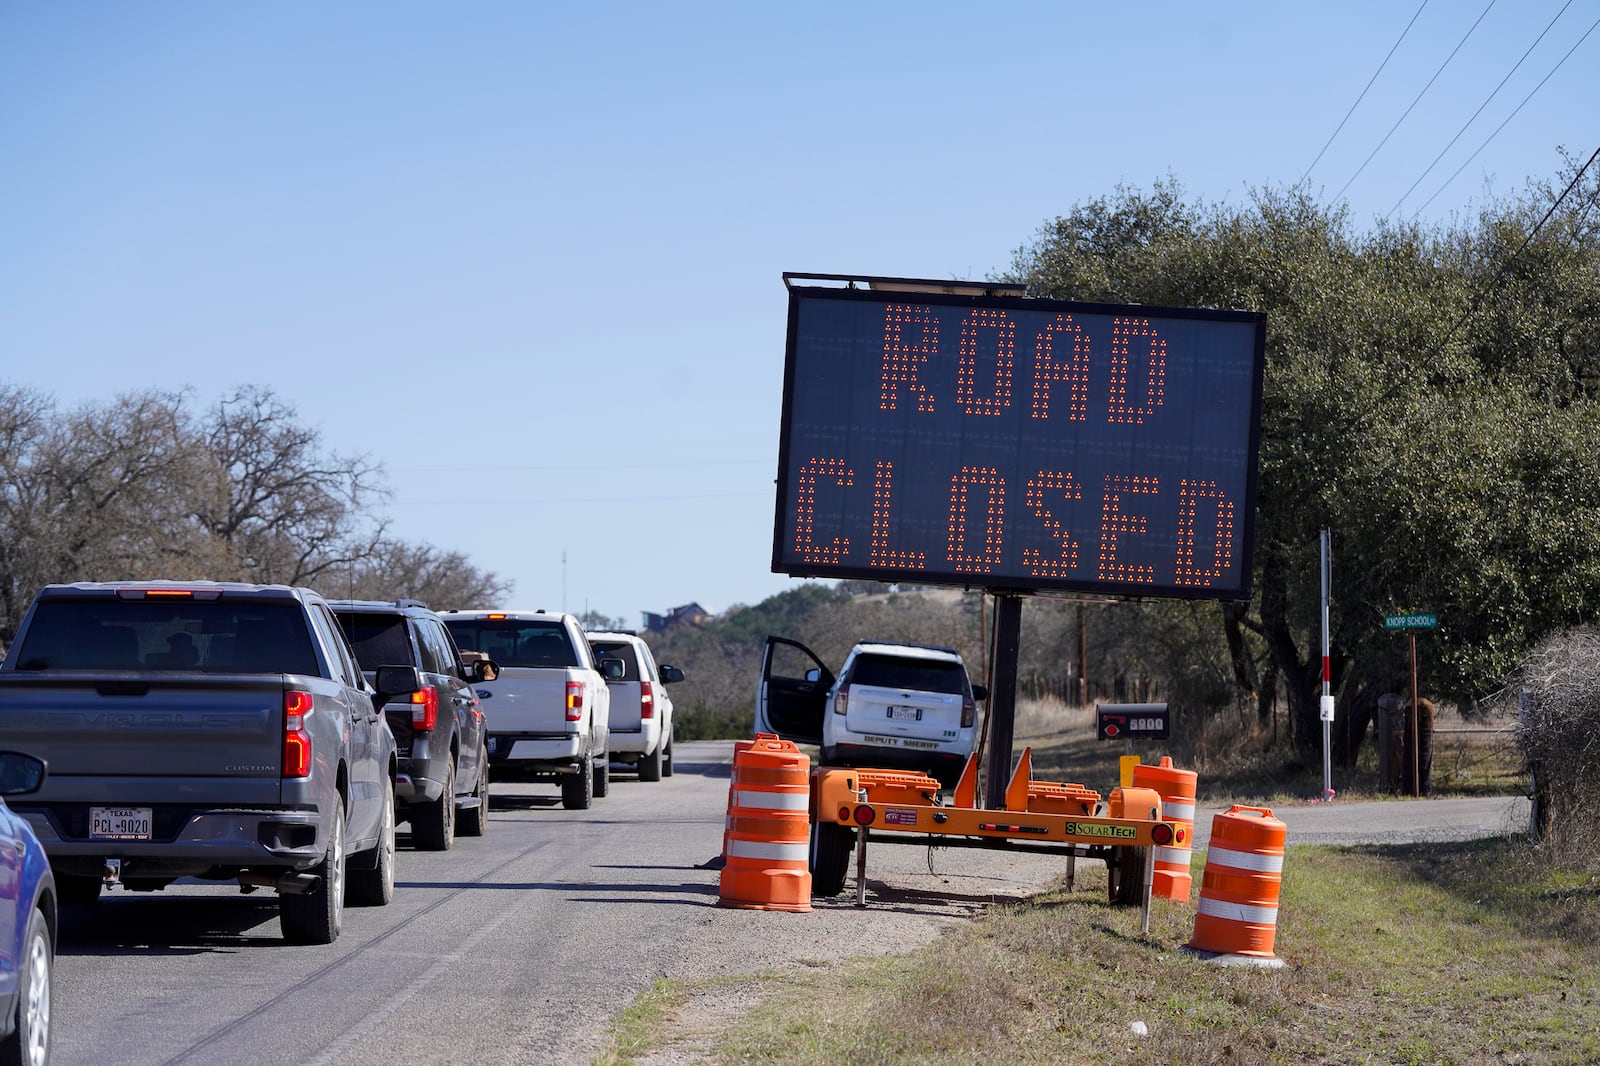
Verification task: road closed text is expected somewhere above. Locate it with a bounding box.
[773,286,1266,598]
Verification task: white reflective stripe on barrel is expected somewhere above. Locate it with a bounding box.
[1196,896,1279,925]
[1154,844,1192,864]
[1162,800,1195,820]
[732,789,809,812]
[726,838,809,862]
[1206,845,1283,873]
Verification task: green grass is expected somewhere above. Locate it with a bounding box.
[601,839,1600,1065]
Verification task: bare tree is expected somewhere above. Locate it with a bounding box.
[338,539,511,609]
[193,385,387,586]
[0,387,207,641]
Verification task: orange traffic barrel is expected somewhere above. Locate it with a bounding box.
[1133,756,1198,902]
[719,738,759,863]
[719,735,812,912]
[1187,805,1287,966]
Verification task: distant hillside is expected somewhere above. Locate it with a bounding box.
[648,582,1233,741]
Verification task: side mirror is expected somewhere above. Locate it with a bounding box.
[971,684,989,702]
[373,665,425,705]
[804,668,821,683]
[0,751,47,797]
[599,657,627,681]
[660,664,685,684]
[471,658,501,682]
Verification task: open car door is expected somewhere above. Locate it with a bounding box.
[755,636,833,745]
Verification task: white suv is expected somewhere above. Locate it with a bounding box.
[756,637,987,786]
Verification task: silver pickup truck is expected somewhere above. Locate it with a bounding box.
[0,581,418,944]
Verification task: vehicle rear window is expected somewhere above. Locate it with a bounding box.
[11,600,320,675]
[590,640,638,680]
[444,618,578,668]
[847,654,967,694]
[335,613,414,673]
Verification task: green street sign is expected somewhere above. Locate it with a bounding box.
[1384,613,1437,630]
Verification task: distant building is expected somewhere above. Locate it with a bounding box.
[642,602,711,633]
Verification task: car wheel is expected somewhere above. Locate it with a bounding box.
[661,730,674,778]
[347,776,396,907]
[1107,845,1149,907]
[638,741,663,782]
[561,754,594,810]
[810,820,855,897]
[0,906,52,1066]
[412,760,456,851]
[55,874,102,906]
[280,800,346,944]
[592,751,610,799]
[459,750,490,837]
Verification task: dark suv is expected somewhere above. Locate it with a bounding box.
[331,599,493,850]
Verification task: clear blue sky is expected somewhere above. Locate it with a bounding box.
[2,2,1594,627]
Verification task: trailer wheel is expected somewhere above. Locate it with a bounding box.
[810,820,855,897]
[1106,845,1148,907]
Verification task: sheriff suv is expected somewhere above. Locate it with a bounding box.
[330,599,492,849]
[756,637,987,787]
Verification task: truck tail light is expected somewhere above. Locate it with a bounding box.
[411,686,439,731]
[565,680,584,722]
[833,684,849,716]
[639,681,655,720]
[284,689,313,778]
[961,694,977,728]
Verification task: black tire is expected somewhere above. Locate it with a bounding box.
[561,755,593,810]
[810,820,855,897]
[593,752,610,799]
[638,741,663,783]
[1107,846,1149,907]
[412,760,456,851]
[55,874,102,906]
[280,800,346,944]
[459,751,489,837]
[0,907,52,1066]
[661,730,674,778]
[347,777,396,907]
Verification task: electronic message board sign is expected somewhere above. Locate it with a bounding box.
[772,282,1266,600]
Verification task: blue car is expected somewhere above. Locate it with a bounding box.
[0,751,54,1066]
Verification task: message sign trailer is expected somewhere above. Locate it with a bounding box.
[773,273,1267,807]
[773,276,1267,600]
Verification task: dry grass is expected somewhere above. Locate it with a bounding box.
[609,839,1600,1065]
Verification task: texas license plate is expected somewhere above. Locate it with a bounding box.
[887,706,921,721]
[89,806,152,841]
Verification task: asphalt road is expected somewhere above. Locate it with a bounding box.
[48,741,1533,1066]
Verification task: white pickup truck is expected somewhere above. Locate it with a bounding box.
[441,610,623,810]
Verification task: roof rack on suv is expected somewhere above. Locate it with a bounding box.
[858,639,960,656]
[394,598,430,610]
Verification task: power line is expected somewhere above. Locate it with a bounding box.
[1334,0,1498,204]
[1385,0,1575,220]
[1302,0,1430,183]
[1410,14,1600,219]
[1423,143,1600,361]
